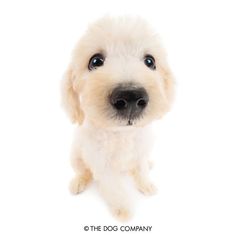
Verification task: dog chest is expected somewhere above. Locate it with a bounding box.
[78,126,152,171]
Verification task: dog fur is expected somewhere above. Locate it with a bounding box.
[62,16,174,221]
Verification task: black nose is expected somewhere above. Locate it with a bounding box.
[110,86,149,119]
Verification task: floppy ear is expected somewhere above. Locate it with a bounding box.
[164,72,175,105]
[61,66,84,125]
[160,65,175,106]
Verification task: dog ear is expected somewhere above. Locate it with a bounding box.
[160,65,175,106]
[164,73,175,105]
[61,66,84,125]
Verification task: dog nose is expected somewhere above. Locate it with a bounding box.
[110,86,149,118]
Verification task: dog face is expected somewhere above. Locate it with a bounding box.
[62,17,174,128]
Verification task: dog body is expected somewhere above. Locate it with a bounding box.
[76,124,152,173]
[62,16,174,221]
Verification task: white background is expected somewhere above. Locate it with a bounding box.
[0,0,236,235]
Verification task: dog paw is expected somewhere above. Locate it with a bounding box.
[111,207,132,222]
[138,182,157,196]
[69,177,87,195]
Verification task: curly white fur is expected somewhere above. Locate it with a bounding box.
[62,16,174,221]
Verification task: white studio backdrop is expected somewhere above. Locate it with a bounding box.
[0,0,235,235]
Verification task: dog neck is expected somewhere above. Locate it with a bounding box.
[80,119,152,134]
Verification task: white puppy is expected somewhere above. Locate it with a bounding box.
[62,16,175,221]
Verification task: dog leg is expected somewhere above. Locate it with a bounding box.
[69,151,92,195]
[131,160,157,196]
[69,168,92,194]
[96,170,133,221]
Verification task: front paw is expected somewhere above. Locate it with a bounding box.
[137,181,157,196]
[69,176,87,195]
[111,206,133,222]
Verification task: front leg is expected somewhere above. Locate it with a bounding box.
[69,148,92,195]
[69,168,92,194]
[131,159,157,196]
[95,169,133,221]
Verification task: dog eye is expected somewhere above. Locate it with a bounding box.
[144,55,156,70]
[88,53,105,70]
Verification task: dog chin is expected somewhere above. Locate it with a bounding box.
[117,119,140,128]
[127,119,134,126]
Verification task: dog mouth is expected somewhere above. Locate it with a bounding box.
[127,119,133,126]
[111,104,146,126]
[111,109,143,126]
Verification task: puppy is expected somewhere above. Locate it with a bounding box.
[62,16,174,221]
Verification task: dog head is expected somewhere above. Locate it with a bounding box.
[62,16,175,128]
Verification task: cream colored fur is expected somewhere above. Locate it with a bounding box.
[62,16,174,221]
